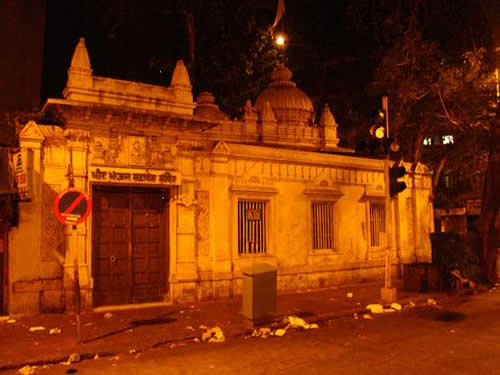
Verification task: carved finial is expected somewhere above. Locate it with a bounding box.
[69,37,92,73]
[169,60,193,104]
[243,99,258,121]
[320,104,337,128]
[65,37,93,92]
[261,102,276,122]
[170,60,192,88]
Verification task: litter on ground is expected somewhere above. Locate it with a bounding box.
[49,328,61,335]
[29,326,46,332]
[7,319,16,323]
[201,326,225,343]
[286,316,312,329]
[427,298,437,305]
[366,304,384,314]
[346,292,353,298]
[390,303,402,311]
[62,353,81,365]
[18,365,36,375]
[104,312,113,319]
[274,328,286,337]
[362,314,373,319]
[251,327,272,338]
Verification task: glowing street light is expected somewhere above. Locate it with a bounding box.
[275,33,286,47]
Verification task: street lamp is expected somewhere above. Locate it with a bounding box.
[274,33,287,63]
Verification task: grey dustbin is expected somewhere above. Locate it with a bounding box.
[241,263,277,321]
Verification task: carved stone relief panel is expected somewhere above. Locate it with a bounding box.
[195,191,210,258]
[146,136,176,169]
[41,184,65,262]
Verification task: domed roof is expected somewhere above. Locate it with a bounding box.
[194,92,228,121]
[255,64,314,125]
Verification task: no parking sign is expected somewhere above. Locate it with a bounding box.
[53,188,92,225]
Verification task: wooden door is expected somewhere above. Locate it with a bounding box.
[130,192,164,303]
[93,187,167,306]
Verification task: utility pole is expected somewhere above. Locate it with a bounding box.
[381,96,398,303]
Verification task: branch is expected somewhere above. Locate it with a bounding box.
[435,84,463,129]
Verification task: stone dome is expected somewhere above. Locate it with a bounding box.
[194,91,228,121]
[255,64,314,125]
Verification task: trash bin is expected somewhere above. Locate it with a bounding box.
[403,263,443,292]
[241,263,277,321]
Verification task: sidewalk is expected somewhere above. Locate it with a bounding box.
[0,281,449,371]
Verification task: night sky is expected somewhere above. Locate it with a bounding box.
[40,0,492,135]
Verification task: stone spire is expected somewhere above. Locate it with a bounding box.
[66,38,93,90]
[320,104,339,149]
[169,60,194,104]
[260,102,277,123]
[320,104,337,128]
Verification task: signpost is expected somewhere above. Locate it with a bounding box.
[54,188,92,226]
[54,188,91,343]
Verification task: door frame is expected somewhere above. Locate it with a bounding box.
[90,183,171,306]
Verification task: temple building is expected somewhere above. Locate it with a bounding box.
[6,39,434,313]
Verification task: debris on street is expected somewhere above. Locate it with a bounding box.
[366,304,384,314]
[129,349,137,354]
[450,269,476,289]
[29,326,46,332]
[18,365,36,375]
[7,319,16,323]
[49,328,61,335]
[346,292,353,298]
[201,326,225,343]
[274,328,286,336]
[390,303,402,311]
[427,298,437,305]
[285,316,312,329]
[186,325,195,331]
[362,314,373,319]
[62,353,81,365]
[251,327,271,338]
[104,312,113,319]
[405,301,416,309]
[353,313,359,319]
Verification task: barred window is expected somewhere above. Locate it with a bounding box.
[312,201,334,249]
[369,202,386,247]
[238,200,267,255]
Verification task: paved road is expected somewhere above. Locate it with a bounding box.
[9,291,500,375]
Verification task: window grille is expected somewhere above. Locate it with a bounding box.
[238,200,267,255]
[369,203,385,247]
[312,201,334,249]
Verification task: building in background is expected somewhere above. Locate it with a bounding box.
[6,39,434,313]
[0,0,46,314]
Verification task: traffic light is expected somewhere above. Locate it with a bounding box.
[389,165,407,197]
[369,109,386,140]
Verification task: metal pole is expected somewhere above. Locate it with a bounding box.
[73,227,81,344]
[382,96,393,289]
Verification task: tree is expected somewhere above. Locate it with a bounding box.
[349,0,498,283]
